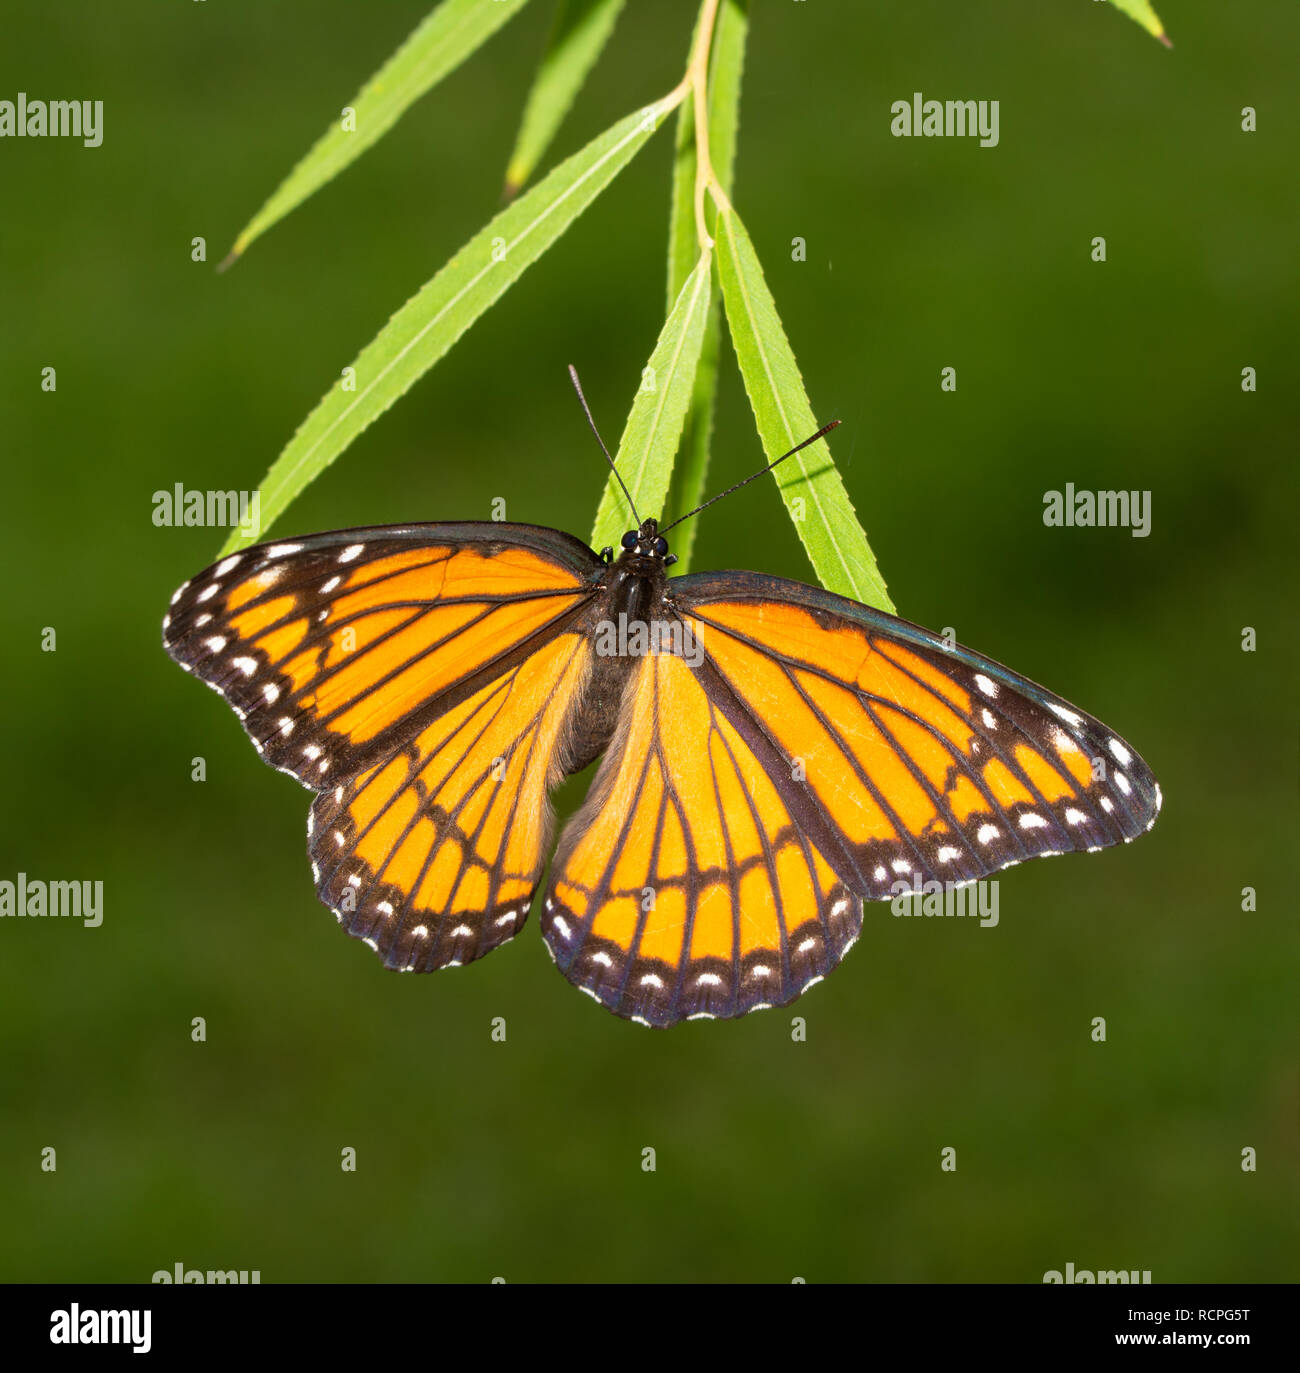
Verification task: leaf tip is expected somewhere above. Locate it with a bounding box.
[216,246,242,274]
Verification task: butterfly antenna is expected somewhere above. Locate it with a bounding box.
[568,364,640,525]
[659,420,841,535]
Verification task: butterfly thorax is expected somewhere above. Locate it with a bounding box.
[606,555,663,623]
[597,515,674,623]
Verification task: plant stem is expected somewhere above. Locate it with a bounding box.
[653,1,736,251]
[679,0,733,250]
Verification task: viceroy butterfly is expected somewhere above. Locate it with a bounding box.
[163,421,1160,1027]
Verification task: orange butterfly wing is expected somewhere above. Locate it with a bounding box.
[673,573,1161,898]
[540,649,861,1025]
[542,572,1159,1025]
[311,631,592,970]
[164,524,604,967]
[163,524,599,788]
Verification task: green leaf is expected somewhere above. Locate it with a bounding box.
[220,98,675,556]
[662,0,748,573]
[716,207,895,613]
[1107,0,1172,47]
[504,0,626,197]
[224,0,533,265]
[589,249,714,554]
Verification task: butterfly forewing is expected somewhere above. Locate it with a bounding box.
[163,523,600,789]
[673,573,1161,900]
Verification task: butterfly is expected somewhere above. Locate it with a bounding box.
[163,419,1160,1027]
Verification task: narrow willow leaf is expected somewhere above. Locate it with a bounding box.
[220,99,674,556]
[662,0,748,572]
[1107,0,1171,46]
[589,249,714,554]
[716,208,894,613]
[225,0,532,265]
[504,0,626,196]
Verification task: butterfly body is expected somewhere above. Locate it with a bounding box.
[164,517,1159,1027]
[564,518,675,770]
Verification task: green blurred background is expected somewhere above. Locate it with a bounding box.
[3,0,1296,1283]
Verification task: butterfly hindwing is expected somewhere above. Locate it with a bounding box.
[163,523,600,789]
[311,631,593,970]
[540,649,862,1026]
[673,572,1162,900]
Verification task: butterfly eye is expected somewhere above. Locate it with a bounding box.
[653,536,669,558]
[620,531,638,550]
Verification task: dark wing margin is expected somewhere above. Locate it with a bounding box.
[162,522,601,789]
[670,570,1161,901]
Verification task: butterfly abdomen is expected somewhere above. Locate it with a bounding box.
[566,647,634,776]
[565,557,673,775]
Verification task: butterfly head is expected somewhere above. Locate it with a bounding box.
[619,519,676,567]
